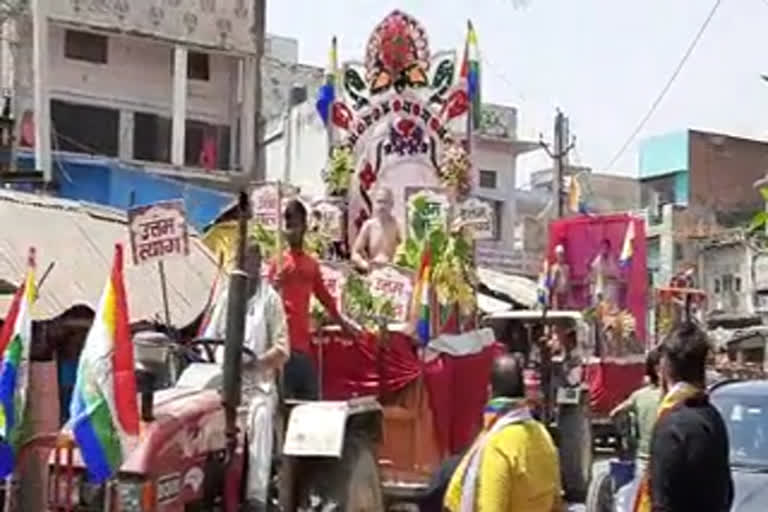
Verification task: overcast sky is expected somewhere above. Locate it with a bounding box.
[266,0,768,186]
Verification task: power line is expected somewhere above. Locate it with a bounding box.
[604,0,723,169]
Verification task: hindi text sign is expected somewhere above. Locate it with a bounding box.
[405,187,450,239]
[128,200,190,266]
[250,182,299,231]
[367,264,415,323]
[458,197,497,240]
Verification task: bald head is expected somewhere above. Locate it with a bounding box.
[491,354,525,399]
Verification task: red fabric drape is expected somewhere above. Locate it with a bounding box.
[547,214,648,343]
[585,361,645,416]
[311,331,499,454]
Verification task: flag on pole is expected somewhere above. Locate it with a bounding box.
[69,244,139,483]
[567,176,588,214]
[411,249,432,346]
[619,220,635,269]
[0,248,36,478]
[537,259,551,307]
[315,36,338,126]
[460,21,482,129]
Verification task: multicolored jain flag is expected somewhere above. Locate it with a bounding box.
[619,220,635,269]
[0,248,36,478]
[411,249,432,346]
[460,20,482,129]
[315,36,339,126]
[69,244,139,483]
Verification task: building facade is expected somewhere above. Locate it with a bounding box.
[2,5,322,182]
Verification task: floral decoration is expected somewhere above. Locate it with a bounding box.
[437,142,472,198]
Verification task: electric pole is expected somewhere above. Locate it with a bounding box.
[540,109,575,219]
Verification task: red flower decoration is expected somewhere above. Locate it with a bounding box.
[379,15,415,74]
[332,103,353,130]
[359,162,376,190]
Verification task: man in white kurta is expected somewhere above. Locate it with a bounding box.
[202,243,289,510]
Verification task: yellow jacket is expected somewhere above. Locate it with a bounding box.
[444,420,563,512]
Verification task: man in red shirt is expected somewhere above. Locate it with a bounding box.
[269,199,359,400]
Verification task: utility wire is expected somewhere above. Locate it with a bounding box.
[604,0,723,169]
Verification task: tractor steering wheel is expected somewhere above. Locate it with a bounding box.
[188,337,257,365]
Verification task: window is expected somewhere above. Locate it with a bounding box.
[735,276,742,292]
[171,50,211,81]
[722,274,734,293]
[51,100,118,157]
[714,278,721,294]
[184,120,231,170]
[64,30,108,64]
[133,113,171,163]
[479,170,497,189]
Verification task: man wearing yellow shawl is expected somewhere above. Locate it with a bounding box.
[633,322,733,512]
[444,354,563,512]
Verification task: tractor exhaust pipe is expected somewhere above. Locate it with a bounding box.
[222,190,249,453]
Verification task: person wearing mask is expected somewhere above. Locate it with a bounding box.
[633,322,734,512]
[269,199,360,400]
[610,347,662,460]
[444,354,563,512]
[202,242,289,512]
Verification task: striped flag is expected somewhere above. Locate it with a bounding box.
[619,220,635,269]
[411,249,432,346]
[0,248,36,477]
[460,21,482,129]
[315,36,338,126]
[69,244,139,483]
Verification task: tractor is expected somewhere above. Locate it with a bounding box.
[24,193,386,512]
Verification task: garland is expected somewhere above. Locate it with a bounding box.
[437,142,472,198]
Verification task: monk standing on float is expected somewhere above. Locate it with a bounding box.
[351,187,402,272]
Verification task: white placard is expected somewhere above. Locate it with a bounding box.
[366,264,415,323]
[283,402,348,458]
[128,199,190,266]
[458,196,497,240]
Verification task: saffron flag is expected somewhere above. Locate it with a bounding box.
[411,249,432,346]
[69,244,139,483]
[619,220,635,269]
[460,20,482,129]
[0,248,36,478]
[315,36,338,126]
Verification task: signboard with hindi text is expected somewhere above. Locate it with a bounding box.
[128,200,190,266]
[405,187,450,239]
[366,264,415,323]
[249,182,299,231]
[457,196,497,240]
